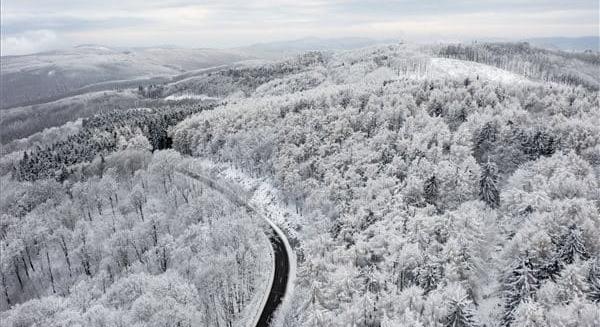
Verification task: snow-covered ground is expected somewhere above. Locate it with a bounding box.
[164,93,220,101]
[427,57,531,85]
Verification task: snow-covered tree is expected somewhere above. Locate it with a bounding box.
[479,161,500,208]
[443,285,479,327]
[423,175,439,207]
[502,256,540,326]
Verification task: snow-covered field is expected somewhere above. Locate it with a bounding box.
[427,57,531,84]
[164,94,220,101]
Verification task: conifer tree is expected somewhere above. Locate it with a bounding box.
[445,296,479,327]
[474,122,497,162]
[502,256,539,326]
[587,258,600,302]
[557,224,589,264]
[479,161,500,208]
[424,175,439,206]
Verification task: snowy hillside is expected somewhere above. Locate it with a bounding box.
[427,57,530,85]
[172,45,600,326]
[1,42,599,327]
[0,46,252,109]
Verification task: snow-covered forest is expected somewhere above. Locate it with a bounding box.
[1,41,599,327]
[171,44,600,326]
[2,145,270,325]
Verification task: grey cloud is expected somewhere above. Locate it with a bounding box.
[1,0,598,55]
[2,16,148,35]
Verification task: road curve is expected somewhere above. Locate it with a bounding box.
[181,171,292,327]
[256,224,290,326]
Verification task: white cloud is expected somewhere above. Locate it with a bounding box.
[0,0,598,53]
[1,30,63,55]
[362,10,599,39]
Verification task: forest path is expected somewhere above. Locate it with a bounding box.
[181,170,292,327]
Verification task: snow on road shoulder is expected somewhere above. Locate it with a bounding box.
[187,160,300,243]
[217,165,300,244]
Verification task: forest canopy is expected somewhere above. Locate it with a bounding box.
[1,42,599,326]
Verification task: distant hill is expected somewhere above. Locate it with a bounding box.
[0,38,403,109]
[523,36,599,52]
[239,37,399,58]
[0,46,252,109]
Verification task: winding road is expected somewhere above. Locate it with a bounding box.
[181,170,293,327]
[256,225,290,326]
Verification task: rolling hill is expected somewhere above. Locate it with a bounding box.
[0,45,252,109]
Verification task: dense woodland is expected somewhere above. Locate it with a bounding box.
[1,43,599,326]
[2,147,269,326]
[173,45,600,326]
[163,52,326,100]
[15,104,212,181]
[0,90,145,144]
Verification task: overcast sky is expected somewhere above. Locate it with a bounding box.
[1,0,598,55]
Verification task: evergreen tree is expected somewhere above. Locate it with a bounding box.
[587,258,600,302]
[428,99,444,117]
[417,259,443,293]
[537,259,561,282]
[502,256,539,326]
[474,122,497,162]
[521,128,556,160]
[479,161,500,208]
[445,296,479,327]
[557,224,589,264]
[423,175,439,206]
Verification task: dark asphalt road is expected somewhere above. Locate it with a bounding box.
[256,226,290,327]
